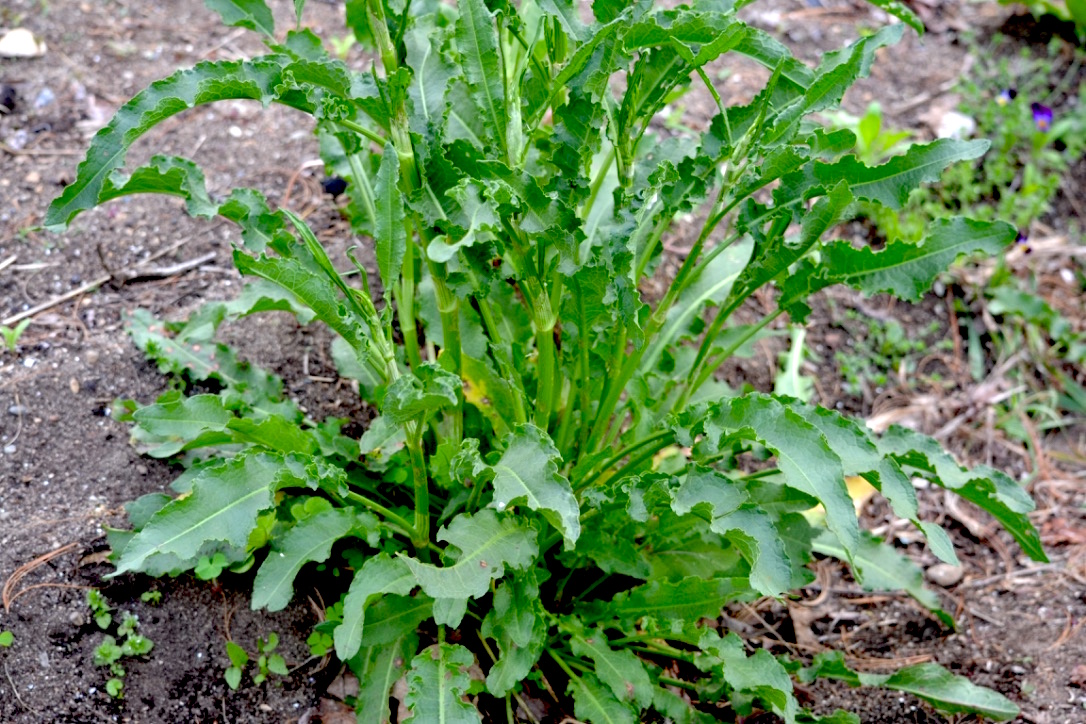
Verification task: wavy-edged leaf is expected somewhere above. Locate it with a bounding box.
[571,628,653,709]
[877,425,1045,561]
[403,643,482,724]
[45,56,302,229]
[131,393,233,457]
[402,509,537,600]
[481,571,547,696]
[587,577,749,632]
[695,630,798,723]
[860,0,924,33]
[568,670,637,724]
[812,529,952,627]
[822,217,1016,301]
[204,0,275,37]
[252,508,362,611]
[349,633,417,724]
[792,139,989,211]
[335,554,417,660]
[695,394,858,559]
[490,424,580,549]
[359,594,433,648]
[374,143,405,297]
[113,451,322,575]
[381,363,461,424]
[454,0,506,151]
[802,651,1019,721]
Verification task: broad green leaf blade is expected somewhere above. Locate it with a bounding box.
[335,554,417,660]
[481,572,547,696]
[402,509,538,600]
[454,0,507,152]
[696,630,798,724]
[490,424,580,549]
[131,393,232,457]
[586,577,749,632]
[803,652,1019,721]
[349,634,417,724]
[568,670,637,724]
[381,364,461,424]
[699,394,858,558]
[812,529,952,627]
[45,57,297,229]
[204,0,276,37]
[823,218,1017,301]
[252,508,359,611]
[403,643,482,724]
[360,595,434,648]
[113,452,313,575]
[233,251,369,353]
[707,507,792,597]
[571,628,653,709]
[374,143,405,296]
[877,425,1045,561]
[794,139,989,211]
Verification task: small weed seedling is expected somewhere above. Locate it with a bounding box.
[224,633,288,690]
[0,630,13,648]
[0,319,30,352]
[88,593,154,699]
[49,0,1050,720]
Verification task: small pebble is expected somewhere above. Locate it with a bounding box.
[136,464,148,475]
[3,444,15,454]
[68,611,85,627]
[84,349,100,365]
[38,651,49,669]
[69,377,80,394]
[25,170,41,185]
[925,563,964,587]
[8,404,27,416]
[33,87,55,109]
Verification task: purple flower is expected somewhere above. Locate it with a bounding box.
[996,88,1017,106]
[1014,231,1032,255]
[1031,103,1053,132]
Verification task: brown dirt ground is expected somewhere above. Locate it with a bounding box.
[1,1,1083,722]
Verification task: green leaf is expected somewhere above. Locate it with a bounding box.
[226,640,249,669]
[224,666,242,690]
[860,0,924,33]
[822,218,1017,302]
[204,0,276,37]
[877,425,1045,562]
[381,364,461,425]
[800,139,989,211]
[403,643,482,724]
[131,393,233,457]
[696,394,858,559]
[568,670,637,724]
[454,0,507,152]
[571,628,653,709]
[113,452,325,575]
[695,630,798,723]
[481,571,547,697]
[45,57,299,230]
[360,595,433,647]
[490,424,580,549]
[0,631,13,647]
[802,651,1019,721]
[335,554,418,660]
[811,529,952,627]
[588,577,749,632]
[374,143,406,297]
[403,510,537,600]
[252,508,360,611]
[350,634,417,724]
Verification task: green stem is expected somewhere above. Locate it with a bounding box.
[398,231,422,369]
[406,424,431,557]
[343,490,414,537]
[336,119,386,147]
[583,147,615,221]
[574,430,673,492]
[677,308,783,412]
[428,261,464,443]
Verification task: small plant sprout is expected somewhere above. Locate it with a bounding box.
[0,630,13,647]
[0,319,30,352]
[88,593,154,699]
[49,0,1048,719]
[139,590,162,605]
[224,634,288,690]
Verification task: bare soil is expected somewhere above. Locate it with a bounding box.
[1,1,1083,723]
